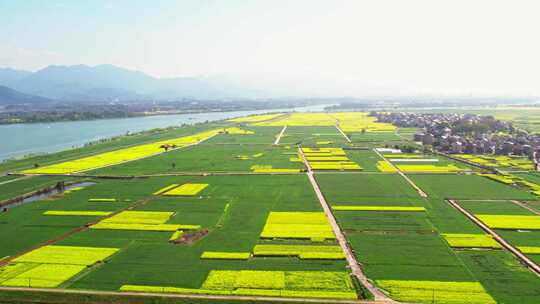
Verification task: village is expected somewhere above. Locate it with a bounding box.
[374,112,540,159]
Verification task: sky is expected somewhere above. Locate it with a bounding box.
[1,0,539,97]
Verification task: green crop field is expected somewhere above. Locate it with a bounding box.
[409,174,537,200]
[280,126,349,145]
[1,111,539,304]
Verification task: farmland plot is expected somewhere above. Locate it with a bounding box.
[48,175,354,299]
[409,174,536,200]
[92,144,303,175]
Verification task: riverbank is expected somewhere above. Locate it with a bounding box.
[0,104,330,174]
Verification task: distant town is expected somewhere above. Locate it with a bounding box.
[374,111,540,160]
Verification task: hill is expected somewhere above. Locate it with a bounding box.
[0,64,264,102]
[0,68,32,87]
[0,85,51,104]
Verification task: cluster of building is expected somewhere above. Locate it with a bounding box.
[374,112,540,157]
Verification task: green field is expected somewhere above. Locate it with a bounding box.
[1,111,539,304]
[409,174,536,200]
[280,126,348,145]
[92,144,304,175]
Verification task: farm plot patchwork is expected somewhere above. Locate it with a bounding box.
[457,199,540,264]
[3,111,540,303]
[37,175,353,300]
[251,112,395,134]
[0,178,168,258]
[92,144,304,175]
[315,171,540,304]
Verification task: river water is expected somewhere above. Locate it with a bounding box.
[0,104,328,161]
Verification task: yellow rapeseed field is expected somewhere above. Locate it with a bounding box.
[441,234,501,249]
[260,212,335,240]
[200,252,251,260]
[376,280,496,304]
[476,214,540,230]
[1,264,86,288]
[0,245,119,288]
[301,147,361,171]
[249,112,396,132]
[120,270,357,299]
[517,246,540,254]
[162,183,209,196]
[253,245,344,259]
[90,210,200,231]
[13,245,118,265]
[23,129,222,174]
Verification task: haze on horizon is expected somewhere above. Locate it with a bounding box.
[1,0,539,98]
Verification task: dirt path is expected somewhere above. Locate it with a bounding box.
[274,126,287,145]
[511,200,540,215]
[0,176,31,186]
[298,147,395,303]
[335,124,352,143]
[372,149,427,198]
[0,286,389,304]
[447,199,540,277]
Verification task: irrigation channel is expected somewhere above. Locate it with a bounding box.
[0,181,96,210]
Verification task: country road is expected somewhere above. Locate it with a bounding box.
[372,148,428,198]
[274,125,287,145]
[298,147,395,303]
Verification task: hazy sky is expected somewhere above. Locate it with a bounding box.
[1,0,539,97]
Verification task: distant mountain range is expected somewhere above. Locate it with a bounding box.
[0,85,51,104]
[0,64,266,103]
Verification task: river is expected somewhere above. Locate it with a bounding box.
[0,104,328,161]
